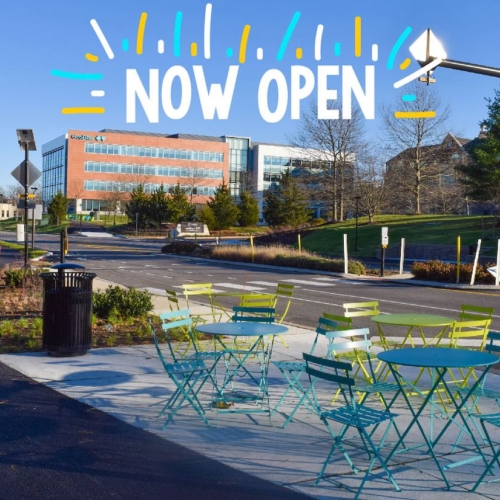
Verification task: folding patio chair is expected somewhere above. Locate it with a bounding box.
[304,353,401,499]
[149,315,222,427]
[273,283,295,325]
[182,283,222,323]
[470,412,500,491]
[271,315,339,428]
[458,304,495,322]
[453,331,500,449]
[326,328,402,410]
[438,318,491,390]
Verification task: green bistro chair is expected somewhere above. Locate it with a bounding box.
[271,283,295,348]
[304,353,401,499]
[182,283,222,323]
[471,412,500,491]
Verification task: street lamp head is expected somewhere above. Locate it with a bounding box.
[16,129,37,151]
[409,29,447,64]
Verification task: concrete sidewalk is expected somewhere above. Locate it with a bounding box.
[1,285,500,499]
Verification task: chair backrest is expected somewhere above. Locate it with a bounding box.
[308,315,340,356]
[343,301,380,319]
[231,306,276,323]
[158,309,195,361]
[182,284,213,307]
[303,352,356,408]
[273,283,295,323]
[323,312,353,331]
[325,328,376,379]
[459,304,495,322]
[484,330,500,355]
[165,289,181,312]
[148,317,170,368]
[449,318,492,350]
[239,294,275,308]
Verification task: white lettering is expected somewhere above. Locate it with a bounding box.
[161,66,192,119]
[126,69,159,123]
[193,65,239,119]
[317,66,339,119]
[258,70,288,123]
[290,66,315,119]
[342,65,375,119]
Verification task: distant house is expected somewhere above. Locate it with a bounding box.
[385,131,482,214]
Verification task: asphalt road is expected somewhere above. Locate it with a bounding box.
[2,230,499,331]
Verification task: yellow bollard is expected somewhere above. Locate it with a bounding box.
[456,235,461,284]
[298,234,302,253]
[250,235,254,263]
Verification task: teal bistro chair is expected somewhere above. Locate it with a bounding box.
[149,318,217,427]
[271,315,339,428]
[304,353,401,499]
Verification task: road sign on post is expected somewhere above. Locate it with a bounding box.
[11,160,42,187]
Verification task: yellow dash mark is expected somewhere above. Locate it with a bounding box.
[395,111,436,119]
[295,47,303,59]
[191,42,198,57]
[355,16,362,57]
[399,58,411,70]
[239,24,251,64]
[85,53,99,62]
[62,107,105,114]
[136,12,148,55]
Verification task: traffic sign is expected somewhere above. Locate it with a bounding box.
[381,226,389,246]
[11,160,42,187]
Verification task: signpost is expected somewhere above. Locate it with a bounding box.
[12,129,41,268]
[381,227,389,277]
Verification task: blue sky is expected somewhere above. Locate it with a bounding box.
[1,0,500,186]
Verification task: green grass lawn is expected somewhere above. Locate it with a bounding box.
[301,214,499,258]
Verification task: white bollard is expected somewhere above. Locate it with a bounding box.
[399,238,405,275]
[470,239,482,286]
[344,234,348,274]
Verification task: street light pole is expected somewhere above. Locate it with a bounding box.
[31,187,38,251]
[16,129,37,269]
[354,196,361,252]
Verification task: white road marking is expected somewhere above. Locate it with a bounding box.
[213,283,265,291]
[227,277,237,280]
[282,279,334,287]
[248,281,281,287]
[162,276,172,279]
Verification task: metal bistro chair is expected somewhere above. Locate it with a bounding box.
[223,306,276,401]
[458,304,495,322]
[453,331,500,451]
[182,283,222,323]
[148,313,223,427]
[304,353,401,499]
[272,315,339,428]
[326,328,402,411]
[438,318,491,390]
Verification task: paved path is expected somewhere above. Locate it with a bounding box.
[0,361,312,500]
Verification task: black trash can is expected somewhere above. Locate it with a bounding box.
[40,263,96,356]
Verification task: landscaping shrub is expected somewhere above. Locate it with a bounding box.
[411,260,495,284]
[3,267,43,288]
[93,286,153,319]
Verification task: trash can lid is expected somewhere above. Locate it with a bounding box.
[51,263,85,270]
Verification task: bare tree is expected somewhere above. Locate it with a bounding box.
[184,169,206,203]
[381,82,452,214]
[290,102,368,221]
[353,153,389,223]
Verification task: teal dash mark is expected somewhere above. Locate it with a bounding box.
[387,26,412,70]
[277,11,301,61]
[51,69,102,80]
[334,42,341,56]
[226,47,233,57]
[174,11,182,57]
[122,39,129,51]
[402,94,416,102]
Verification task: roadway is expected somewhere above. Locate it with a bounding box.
[2,230,499,331]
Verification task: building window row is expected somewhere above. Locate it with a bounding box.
[263,155,332,169]
[84,143,224,162]
[84,161,223,179]
[83,180,217,196]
